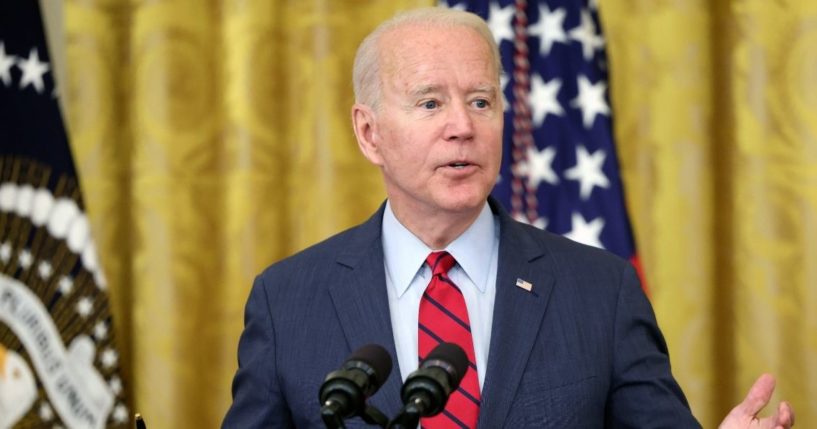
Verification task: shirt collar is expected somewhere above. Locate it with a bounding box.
[382,201,496,298]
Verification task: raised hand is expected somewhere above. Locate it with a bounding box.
[719,374,794,429]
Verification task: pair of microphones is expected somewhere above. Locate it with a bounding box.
[318,342,469,429]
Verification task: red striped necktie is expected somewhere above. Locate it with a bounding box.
[418,251,480,429]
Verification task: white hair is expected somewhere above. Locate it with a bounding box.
[352,7,502,110]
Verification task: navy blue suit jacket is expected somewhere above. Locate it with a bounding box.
[223,200,701,428]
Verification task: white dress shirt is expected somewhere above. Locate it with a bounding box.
[382,201,499,390]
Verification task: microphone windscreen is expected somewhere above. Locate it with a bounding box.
[424,342,468,382]
[346,344,393,388]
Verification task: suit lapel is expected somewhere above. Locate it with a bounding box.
[479,204,555,428]
[327,205,403,414]
[323,200,558,425]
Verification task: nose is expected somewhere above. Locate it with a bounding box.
[443,102,475,142]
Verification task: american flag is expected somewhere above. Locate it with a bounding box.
[442,0,645,285]
[0,2,129,428]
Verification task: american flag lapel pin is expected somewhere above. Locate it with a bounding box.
[515,278,533,292]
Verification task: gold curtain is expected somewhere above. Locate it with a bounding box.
[603,0,817,427]
[61,0,816,428]
[64,1,430,427]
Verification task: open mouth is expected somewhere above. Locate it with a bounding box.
[448,162,471,169]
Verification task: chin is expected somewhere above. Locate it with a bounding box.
[434,191,489,214]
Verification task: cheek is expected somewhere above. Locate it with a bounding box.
[377,135,416,177]
[382,129,421,164]
[478,125,503,159]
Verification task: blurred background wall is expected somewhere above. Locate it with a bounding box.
[44,0,816,427]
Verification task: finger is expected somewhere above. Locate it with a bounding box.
[777,401,794,428]
[735,373,776,417]
[765,401,793,429]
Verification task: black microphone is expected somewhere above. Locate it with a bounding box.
[319,344,392,427]
[388,342,469,428]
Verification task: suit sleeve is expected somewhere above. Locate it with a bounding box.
[606,264,702,428]
[222,274,293,428]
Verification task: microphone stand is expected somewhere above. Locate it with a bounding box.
[320,403,388,429]
[386,400,421,429]
[320,401,346,429]
[361,405,389,427]
[388,394,438,429]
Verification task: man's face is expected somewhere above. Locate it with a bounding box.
[358,24,503,218]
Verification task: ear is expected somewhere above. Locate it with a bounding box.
[351,103,384,166]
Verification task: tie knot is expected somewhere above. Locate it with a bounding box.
[426,251,456,276]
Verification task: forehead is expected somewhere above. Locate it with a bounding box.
[378,24,498,90]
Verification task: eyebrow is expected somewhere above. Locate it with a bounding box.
[408,84,442,98]
[470,85,497,96]
[407,84,498,98]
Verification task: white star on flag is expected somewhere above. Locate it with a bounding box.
[109,376,123,395]
[449,1,645,289]
[528,5,567,55]
[564,145,609,199]
[515,145,559,190]
[38,260,52,279]
[101,348,119,368]
[17,47,50,93]
[530,74,563,127]
[58,275,74,294]
[0,241,10,263]
[487,2,515,46]
[564,212,605,249]
[112,403,129,423]
[93,321,108,340]
[568,9,604,61]
[18,248,33,269]
[571,75,609,128]
[76,296,93,317]
[3,0,130,417]
[0,42,16,87]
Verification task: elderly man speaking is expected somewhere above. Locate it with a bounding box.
[223,7,794,429]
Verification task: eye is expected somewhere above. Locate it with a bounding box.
[473,98,489,109]
[421,100,438,110]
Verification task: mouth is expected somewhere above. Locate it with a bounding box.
[446,161,473,169]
